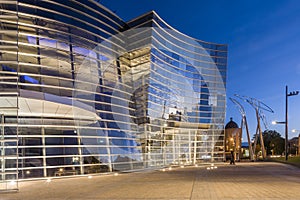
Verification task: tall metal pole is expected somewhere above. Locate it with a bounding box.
[298,134,300,158]
[244,116,254,161]
[253,126,259,159]
[256,108,266,159]
[285,85,288,161]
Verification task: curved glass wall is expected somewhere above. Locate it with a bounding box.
[0,0,138,179]
[126,12,227,166]
[0,1,227,180]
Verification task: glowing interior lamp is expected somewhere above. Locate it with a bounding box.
[9,180,16,186]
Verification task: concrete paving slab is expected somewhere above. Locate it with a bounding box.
[1,162,300,200]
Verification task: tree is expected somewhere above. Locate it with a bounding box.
[262,130,284,155]
[252,130,284,156]
[270,137,285,155]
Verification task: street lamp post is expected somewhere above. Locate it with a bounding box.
[272,85,298,161]
[285,86,299,161]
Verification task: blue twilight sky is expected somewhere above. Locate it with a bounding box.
[101,0,300,139]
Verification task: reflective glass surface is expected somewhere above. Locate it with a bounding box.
[0,1,227,180]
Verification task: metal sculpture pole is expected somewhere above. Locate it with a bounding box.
[252,126,259,159]
[243,114,254,161]
[229,98,254,161]
[255,107,266,158]
[234,94,274,160]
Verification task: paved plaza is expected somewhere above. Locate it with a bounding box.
[1,162,300,200]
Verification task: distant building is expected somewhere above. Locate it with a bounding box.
[288,136,300,156]
[224,118,242,161]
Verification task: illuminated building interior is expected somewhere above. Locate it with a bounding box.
[0,1,227,188]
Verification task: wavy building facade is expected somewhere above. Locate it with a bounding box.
[0,0,227,186]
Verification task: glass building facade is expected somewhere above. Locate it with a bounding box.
[0,0,227,185]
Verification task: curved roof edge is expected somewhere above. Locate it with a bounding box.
[89,0,126,23]
[127,10,227,46]
[225,117,239,129]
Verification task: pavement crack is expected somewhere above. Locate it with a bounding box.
[189,169,198,200]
